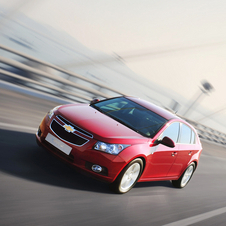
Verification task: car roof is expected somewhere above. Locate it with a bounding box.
[125,96,180,121]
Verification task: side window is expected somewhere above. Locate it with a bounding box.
[179,124,192,144]
[190,130,196,144]
[160,122,180,143]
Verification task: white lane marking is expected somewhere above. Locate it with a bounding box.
[163,206,226,226]
[0,122,37,133]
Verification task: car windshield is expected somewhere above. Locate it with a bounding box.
[91,97,168,138]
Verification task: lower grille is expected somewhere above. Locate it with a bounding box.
[50,120,89,146]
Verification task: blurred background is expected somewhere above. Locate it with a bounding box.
[1,0,226,134]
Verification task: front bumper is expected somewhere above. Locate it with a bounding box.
[35,116,126,183]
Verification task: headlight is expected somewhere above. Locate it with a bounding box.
[94,141,130,155]
[47,105,62,119]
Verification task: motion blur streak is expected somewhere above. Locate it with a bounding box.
[0,0,32,29]
[62,40,226,68]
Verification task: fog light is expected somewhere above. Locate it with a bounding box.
[91,165,102,173]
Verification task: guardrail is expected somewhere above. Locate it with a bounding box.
[0,43,226,146]
[0,44,124,102]
[184,118,226,145]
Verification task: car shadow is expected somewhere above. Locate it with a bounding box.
[0,128,173,194]
[0,129,111,194]
[135,180,173,189]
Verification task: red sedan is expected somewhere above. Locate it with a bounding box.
[36,96,202,194]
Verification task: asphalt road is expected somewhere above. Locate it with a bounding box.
[1,83,226,226]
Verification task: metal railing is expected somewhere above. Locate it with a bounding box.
[0,43,226,146]
[0,44,124,102]
[184,118,226,145]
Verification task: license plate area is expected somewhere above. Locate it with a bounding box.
[45,133,72,155]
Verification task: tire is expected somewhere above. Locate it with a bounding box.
[172,162,196,188]
[110,158,143,194]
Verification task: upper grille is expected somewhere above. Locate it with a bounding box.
[57,115,93,138]
[50,119,89,146]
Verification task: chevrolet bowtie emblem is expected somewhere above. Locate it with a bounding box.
[63,124,75,133]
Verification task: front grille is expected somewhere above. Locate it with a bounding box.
[50,119,89,146]
[57,115,93,138]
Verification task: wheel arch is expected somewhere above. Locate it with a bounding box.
[110,156,146,194]
[113,155,147,183]
[127,155,146,174]
[192,160,198,170]
[139,156,146,174]
[177,160,197,179]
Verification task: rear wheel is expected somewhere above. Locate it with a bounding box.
[172,162,195,188]
[110,158,143,194]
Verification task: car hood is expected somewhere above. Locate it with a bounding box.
[57,104,146,142]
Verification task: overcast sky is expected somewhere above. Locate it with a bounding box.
[1,0,226,115]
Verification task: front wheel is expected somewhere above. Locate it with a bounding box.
[172,162,196,188]
[110,158,143,194]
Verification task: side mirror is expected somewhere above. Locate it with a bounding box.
[90,98,99,105]
[155,136,175,148]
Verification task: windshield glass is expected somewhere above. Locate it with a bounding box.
[91,97,168,138]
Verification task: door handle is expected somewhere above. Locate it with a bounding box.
[171,152,177,157]
[188,151,192,156]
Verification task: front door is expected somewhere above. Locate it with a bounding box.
[142,143,179,178]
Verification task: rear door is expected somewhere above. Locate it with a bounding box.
[167,123,198,177]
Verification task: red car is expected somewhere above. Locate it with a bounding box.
[36,96,202,194]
